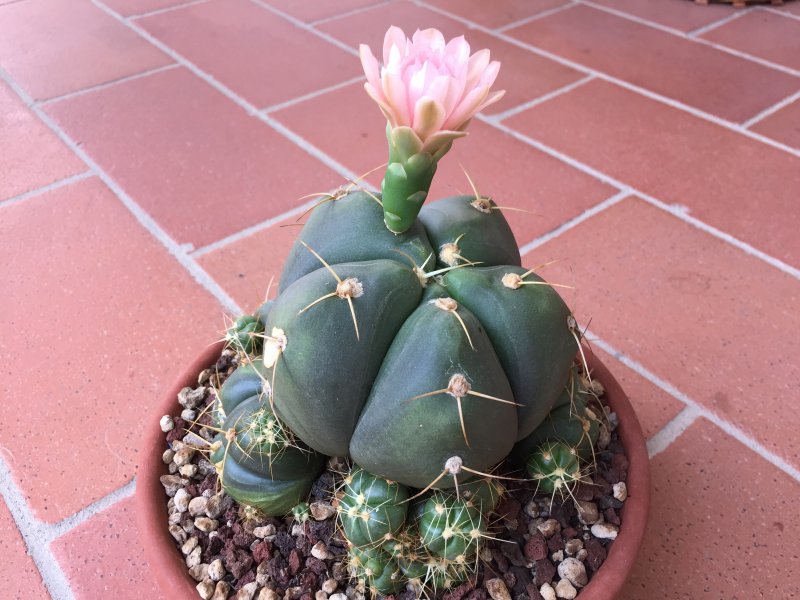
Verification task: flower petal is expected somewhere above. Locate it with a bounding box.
[359,44,381,89]
[412,96,446,141]
[383,26,408,66]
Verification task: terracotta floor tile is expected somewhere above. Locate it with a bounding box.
[318,1,585,115]
[0,178,223,522]
[506,4,800,123]
[588,348,684,440]
[505,79,800,266]
[525,198,800,468]
[0,500,48,600]
[273,82,616,247]
[197,216,299,312]
[702,10,800,71]
[52,497,166,600]
[138,0,361,109]
[104,0,204,17]
[0,80,85,201]
[262,0,389,23]
[589,0,732,32]
[750,97,800,150]
[423,0,568,29]
[773,2,800,15]
[0,0,170,101]
[45,67,341,248]
[618,419,800,599]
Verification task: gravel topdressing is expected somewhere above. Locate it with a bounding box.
[159,349,628,600]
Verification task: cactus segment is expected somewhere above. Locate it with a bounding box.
[418,195,521,269]
[350,300,517,489]
[348,545,404,595]
[217,362,271,416]
[254,299,274,327]
[443,265,578,441]
[292,502,311,523]
[265,260,422,457]
[419,280,450,303]
[458,477,505,514]
[338,467,410,547]
[525,441,582,497]
[418,492,484,561]
[279,190,434,292]
[398,551,469,592]
[226,314,264,355]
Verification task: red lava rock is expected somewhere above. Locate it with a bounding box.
[527,582,545,600]
[305,556,327,575]
[524,533,548,561]
[298,571,317,592]
[268,555,290,588]
[274,531,296,557]
[533,558,556,587]
[500,540,527,567]
[604,507,620,525]
[490,547,509,573]
[236,570,256,589]
[232,523,256,548]
[503,570,516,590]
[496,497,521,521]
[223,543,254,580]
[464,589,487,600]
[562,527,577,540]
[289,549,302,576]
[584,537,607,572]
[508,566,530,595]
[165,417,186,444]
[546,533,565,553]
[252,541,272,564]
[442,582,472,600]
[300,594,313,600]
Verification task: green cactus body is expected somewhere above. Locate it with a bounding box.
[443,265,578,440]
[253,299,274,327]
[525,441,582,497]
[348,545,404,595]
[279,191,433,293]
[292,502,311,523]
[263,259,422,457]
[226,315,264,354]
[513,371,600,462]
[418,195,521,269]
[418,492,484,561]
[458,478,505,514]
[349,299,517,489]
[216,362,270,416]
[338,468,409,547]
[399,553,469,591]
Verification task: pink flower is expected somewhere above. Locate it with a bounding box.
[360,26,504,155]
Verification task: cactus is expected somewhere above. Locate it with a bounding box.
[338,468,409,547]
[418,491,485,562]
[347,544,404,596]
[525,440,584,498]
[225,314,264,355]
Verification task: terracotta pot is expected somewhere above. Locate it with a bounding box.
[137,342,650,599]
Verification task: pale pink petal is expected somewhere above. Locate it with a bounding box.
[444,36,470,73]
[412,96,446,141]
[420,129,467,155]
[465,49,490,89]
[383,26,408,66]
[444,86,490,130]
[359,44,381,90]
[364,82,396,127]
[477,60,501,89]
[407,61,429,108]
[381,69,410,126]
[412,28,446,53]
[476,89,505,113]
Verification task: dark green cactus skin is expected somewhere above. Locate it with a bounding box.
[398,552,469,591]
[264,260,422,457]
[418,195,521,269]
[338,468,409,547]
[279,191,434,293]
[419,492,484,561]
[526,441,582,496]
[216,362,270,416]
[513,371,600,462]
[349,300,517,489]
[459,478,504,514]
[348,545,404,595]
[226,315,264,354]
[292,502,310,523]
[443,265,577,441]
[253,300,274,327]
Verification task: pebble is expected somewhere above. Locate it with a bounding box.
[205,495,226,519]
[613,482,628,502]
[576,501,600,525]
[254,524,277,539]
[258,589,280,600]
[576,549,588,562]
[189,496,208,517]
[485,578,512,600]
[174,488,190,513]
[196,580,214,600]
[315,592,328,600]
[160,415,174,432]
[162,449,175,464]
[311,540,333,560]
[168,524,187,544]
[195,517,219,532]
[564,539,583,556]
[291,523,305,536]
[186,545,202,568]
[179,464,198,478]
[539,583,557,600]
[523,499,540,519]
[551,550,564,563]
[160,475,188,497]
[555,579,577,600]
[236,582,259,600]
[329,595,347,600]
[181,535,198,555]
[208,558,225,582]
[188,564,209,582]
[557,558,588,588]
[178,386,207,409]
[181,408,198,421]
[173,446,196,467]
[212,581,231,600]
[537,519,561,539]
[591,522,619,540]
[597,425,611,449]
[310,502,336,521]
[322,579,337,594]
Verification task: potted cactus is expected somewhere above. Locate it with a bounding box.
[138,26,649,600]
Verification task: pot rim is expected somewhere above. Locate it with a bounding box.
[136,342,649,599]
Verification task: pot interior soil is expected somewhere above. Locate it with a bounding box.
[158,348,629,600]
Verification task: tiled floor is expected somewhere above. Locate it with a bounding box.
[1,1,798,599]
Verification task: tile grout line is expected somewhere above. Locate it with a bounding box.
[686,6,753,37]
[760,5,800,23]
[490,74,595,121]
[0,66,243,317]
[741,87,800,129]
[588,335,800,482]
[493,1,579,33]
[128,0,212,20]
[308,0,394,26]
[261,75,365,113]
[413,0,800,158]
[645,406,701,458]
[36,63,181,107]
[578,0,800,78]
[0,170,94,209]
[518,189,629,255]
[46,480,137,539]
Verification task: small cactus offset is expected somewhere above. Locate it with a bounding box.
[203,25,613,597]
